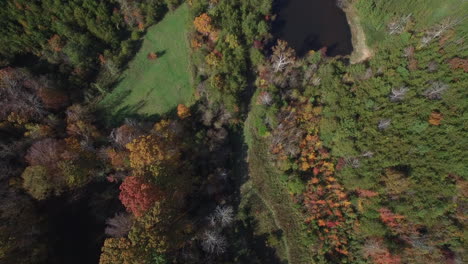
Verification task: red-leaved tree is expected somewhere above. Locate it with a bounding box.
[119,176,162,217]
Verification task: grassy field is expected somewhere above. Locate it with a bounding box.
[99,4,193,124]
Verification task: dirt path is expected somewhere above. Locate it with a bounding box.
[344,4,373,64]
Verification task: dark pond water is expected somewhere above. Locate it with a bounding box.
[273,0,353,57]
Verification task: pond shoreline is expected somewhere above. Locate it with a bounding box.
[341,3,373,63]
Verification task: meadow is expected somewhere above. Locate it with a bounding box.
[99,4,193,124]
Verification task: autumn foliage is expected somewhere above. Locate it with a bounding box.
[119,176,162,217]
[126,135,169,170]
[429,111,443,125]
[147,52,158,60]
[194,13,214,35]
[177,104,191,119]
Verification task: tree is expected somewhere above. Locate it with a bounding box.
[21,165,57,200]
[116,0,144,28]
[0,68,46,120]
[177,104,191,119]
[428,111,443,126]
[194,13,214,35]
[25,138,66,167]
[99,237,139,264]
[126,134,179,172]
[208,205,234,227]
[201,230,227,255]
[378,119,391,130]
[119,176,162,217]
[271,40,296,72]
[389,86,409,102]
[257,91,273,105]
[105,213,133,238]
[110,123,141,147]
[423,81,448,100]
[37,86,68,110]
[382,168,411,197]
[379,208,405,229]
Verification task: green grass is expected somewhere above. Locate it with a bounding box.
[99,4,193,124]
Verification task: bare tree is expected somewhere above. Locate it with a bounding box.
[427,61,439,72]
[378,119,391,130]
[345,157,360,168]
[201,230,227,255]
[214,206,234,227]
[388,14,412,35]
[258,91,273,105]
[389,86,409,102]
[311,77,321,86]
[105,213,133,238]
[420,17,464,47]
[0,68,46,120]
[361,151,374,158]
[423,81,449,100]
[25,138,65,166]
[110,123,141,147]
[271,40,296,73]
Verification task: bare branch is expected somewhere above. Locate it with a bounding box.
[389,86,409,102]
[423,81,449,100]
[105,213,133,238]
[378,119,391,131]
[201,230,227,255]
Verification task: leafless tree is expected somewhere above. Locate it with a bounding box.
[0,68,46,120]
[110,123,141,147]
[271,111,304,157]
[378,119,391,130]
[404,46,415,58]
[201,230,227,255]
[25,138,65,166]
[258,91,273,105]
[360,68,373,80]
[311,77,321,86]
[105,213,133,238]
[420,17,464,47]
[388,14,412,35]
[361,151,374,158]
[423,81,449,100]
[345,157,360,168]
[273,54,293,72]
[214,206,234,227]
[271,40,296,73]
[389,86,409,102]
[427,61,439,72]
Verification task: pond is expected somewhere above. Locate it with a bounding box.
[273,0,353,57]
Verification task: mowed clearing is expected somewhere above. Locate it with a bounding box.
[100,4,193,122]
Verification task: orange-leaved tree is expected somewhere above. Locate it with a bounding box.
[194,13,214,35]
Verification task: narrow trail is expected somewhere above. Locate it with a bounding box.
[344,4,373,64]
[242,182,292,263]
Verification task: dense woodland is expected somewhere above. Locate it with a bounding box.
[0,0,466,264]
